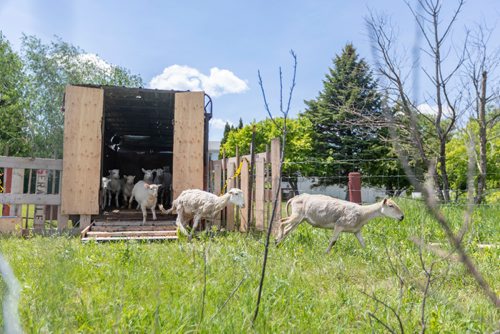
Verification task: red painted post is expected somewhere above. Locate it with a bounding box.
[1,168,12,216]
[348,172,361,204]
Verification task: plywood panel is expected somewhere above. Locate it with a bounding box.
[172,92,205,199]
[61,85,104,215]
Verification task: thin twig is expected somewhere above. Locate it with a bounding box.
[209,275,247,322]
[252,50,297,325]
[359,289,405,334]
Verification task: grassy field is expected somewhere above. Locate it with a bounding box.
[0,199,498,333]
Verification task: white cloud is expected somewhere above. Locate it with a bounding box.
[209,118,234,130]
[417,103,453,116]
[75,53,113,74]
[148,65,248,97]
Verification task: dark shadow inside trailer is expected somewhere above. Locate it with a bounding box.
[101,87,174,211]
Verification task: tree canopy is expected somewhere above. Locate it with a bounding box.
[0,32,29,156]
[21,35,143,158]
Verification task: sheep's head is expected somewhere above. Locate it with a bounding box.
[142,168,154,181]
[228,188,245,208]
[143,183,160,197]
[108,169,120,179]
[101,177,111,189]
[124,175,136,184]
[381,198,404,221]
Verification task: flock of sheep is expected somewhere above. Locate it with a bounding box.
[100,167,405,250]
[101,167,172,223]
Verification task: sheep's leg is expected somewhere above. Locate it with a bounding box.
[115,191,120,208]
[151,205,157,221]
[140,204,147,225]
[128,194,134,209]
[355,231,365,248]
[275,214,302,245]
[189,215,202,241]
[176,211,189,236]
[325,225,342,254]
[107,191,112,206]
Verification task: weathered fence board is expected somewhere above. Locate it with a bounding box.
[209,138,281,233]
[0,194,61,206]
[0,156,63,170]
[255,157,265,231]
[240,158,249,232]
[1,155,69,236]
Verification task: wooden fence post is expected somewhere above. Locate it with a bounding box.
[226,161,235,231]
[34,169,48,233]
[240,158,249,232]
[255,157,265,231]
[11,169,24,217]
[213,161,222,228]
[271,138,281,234]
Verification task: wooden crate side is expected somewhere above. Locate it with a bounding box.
[172,92,205,199]
[61,85,104,215]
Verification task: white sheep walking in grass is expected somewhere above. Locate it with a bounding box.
[128,181,161,224]
[160,188,245,240]
[275,194,404,253]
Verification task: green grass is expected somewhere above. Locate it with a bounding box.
[0,199,498,333]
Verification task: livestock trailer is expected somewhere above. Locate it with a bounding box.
[60,84,212,218]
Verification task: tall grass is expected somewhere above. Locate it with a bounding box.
[0,199,498,333]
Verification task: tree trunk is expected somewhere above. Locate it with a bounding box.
[439,142,451,202]
[475,71,488,204]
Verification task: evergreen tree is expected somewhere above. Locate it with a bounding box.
[0,33,29,156]
[218,122,232,159]
[238,117,244,130]
[302,44,390,188]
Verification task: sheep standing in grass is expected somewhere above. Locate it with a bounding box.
[128,181,160,224]
[160,188,245,240]
[275,194,404,253]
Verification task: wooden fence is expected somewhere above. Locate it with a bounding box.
[0,156,74,235]
[208,138,282,232]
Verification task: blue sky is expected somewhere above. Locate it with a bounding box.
[1,0,499,140]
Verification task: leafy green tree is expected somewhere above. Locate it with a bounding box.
[302,44,392,189]
[0,32,29,156]
[221,116,314,194]
[447,113,500,202]
[21,35,143,158]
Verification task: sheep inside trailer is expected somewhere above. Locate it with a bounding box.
[60,85,211,222]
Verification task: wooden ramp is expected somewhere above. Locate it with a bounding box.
[81,209,178,242]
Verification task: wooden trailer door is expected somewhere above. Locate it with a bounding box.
[172,91,205,199]
[61,85,104,215]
